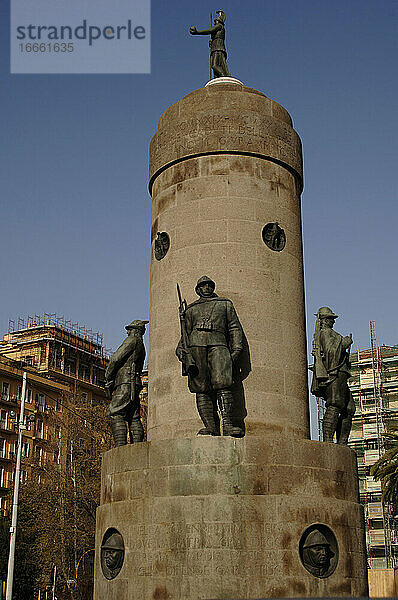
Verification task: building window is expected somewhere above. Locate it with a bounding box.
[0,439,6,459]
[20,470,27,483]
[65,359,76,376]
[79,364,90,381]
[1,383,9,402]
[81,392,88,406]
[0,411,8,430]
[26,389,33,404]
[23,356,34,367]
[0,468,4,487]
[35,446,43,466]
[22,442,30,458]
[53,449,60,464]
[35,394,45,412]
[54,425,61,440]
[35,420,43,439]
[55,398,62,412]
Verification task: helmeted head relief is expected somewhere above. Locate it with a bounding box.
[125,319,149,331]
[316,307,338,320]
[195,276,216,295]
[101,531,124,550]
[303,529,330,550]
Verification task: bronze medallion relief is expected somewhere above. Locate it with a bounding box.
[262,222,286,251]
[101,528,125,580]
[154,232,170,261]
[299,524,338,578]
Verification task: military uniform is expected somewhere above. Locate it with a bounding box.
[105,320,148,446]
[311,307,355,444]
[177,276,244,437]
[181,296,243,393]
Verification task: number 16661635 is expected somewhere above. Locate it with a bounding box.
[19,43,74,52]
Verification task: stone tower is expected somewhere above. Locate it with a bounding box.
[93,79,368,599]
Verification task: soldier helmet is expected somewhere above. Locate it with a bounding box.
[101,531,124,551]
[125,320,149,331]
[302,529,330,550]
[195,276,216,294]
[215,10,226,23]
[315,307,338,319]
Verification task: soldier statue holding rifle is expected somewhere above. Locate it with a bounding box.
[310,307,355,444]
[189,10,231,78]
[105,320,148,447]
[176,276,245,437]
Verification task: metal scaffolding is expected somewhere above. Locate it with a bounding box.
[316,321,398,568]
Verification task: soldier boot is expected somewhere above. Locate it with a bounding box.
[322,406,340,442]
[336,414,352,445]
[196,394,220,436]
[129,418,144,443]
[217,390,244,437]
[110,415,128,446]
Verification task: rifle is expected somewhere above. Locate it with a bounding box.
[311,314,328,382]
[177,283,197,377]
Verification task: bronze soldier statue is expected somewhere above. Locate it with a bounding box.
[176,276,244,437]
[105,319,148,446]
[190,10,231,78]
[310,307,355,444]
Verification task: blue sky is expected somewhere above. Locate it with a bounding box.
[1,1,397,430]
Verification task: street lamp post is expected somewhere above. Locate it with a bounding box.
[6,371,27,600]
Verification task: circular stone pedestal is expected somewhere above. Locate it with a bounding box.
[94,435,368,599]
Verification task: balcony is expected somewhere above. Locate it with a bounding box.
[365,449,381,466]
[0,422,16,435]
[0,451,15,462]
[1,395,18,405]
[367,502,383,519]
[368,529,388,546]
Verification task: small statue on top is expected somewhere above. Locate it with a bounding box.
[190,10,231,78]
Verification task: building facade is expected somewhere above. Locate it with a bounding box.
[0,354,70,515]
[1,315,110,406]
[347,343,398,569]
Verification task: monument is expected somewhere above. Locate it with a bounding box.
[105,320,148,446]
[94,12,368,599]
[310,307,356,445]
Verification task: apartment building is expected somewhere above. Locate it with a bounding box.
[348,342,398,568]
[0,354,69,514]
